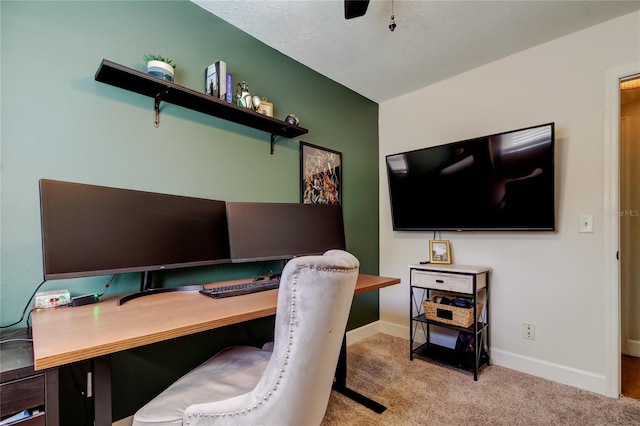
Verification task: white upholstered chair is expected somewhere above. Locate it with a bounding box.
[132,249,359,426]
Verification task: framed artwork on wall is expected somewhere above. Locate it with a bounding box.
[300,142,342,205]
[429,240,452,264]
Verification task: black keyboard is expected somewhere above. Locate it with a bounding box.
[199,276,280,299]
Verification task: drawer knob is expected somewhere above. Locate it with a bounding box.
[435,279,444,283]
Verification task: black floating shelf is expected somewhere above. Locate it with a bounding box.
[94,59,308,153]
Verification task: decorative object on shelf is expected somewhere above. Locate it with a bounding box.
[285,114,300,126]
[236,81,253,108]
[251,95,262,112]
[429,240,451,264]
[300,141,342,205]
[258,97,274,117]
[143,54,175,82]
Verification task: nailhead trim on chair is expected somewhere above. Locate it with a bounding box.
[186,262,358,424]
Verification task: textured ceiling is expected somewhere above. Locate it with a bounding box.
[193,0,640,103]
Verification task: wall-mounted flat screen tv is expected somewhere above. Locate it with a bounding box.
[386,122,555,231]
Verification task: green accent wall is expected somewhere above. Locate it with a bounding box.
[1,0,379,421]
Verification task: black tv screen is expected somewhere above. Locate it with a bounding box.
[226,202,346,262]
[39,179,231,280]
[386,123,555,231]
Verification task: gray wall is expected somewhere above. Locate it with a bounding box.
[1,1,379,420]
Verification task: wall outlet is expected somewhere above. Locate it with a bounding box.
[523,322,536,340]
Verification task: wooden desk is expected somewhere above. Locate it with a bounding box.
[31,274,400,425]
[32,274,398,370]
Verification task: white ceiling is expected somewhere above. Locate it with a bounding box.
[193,0,640,103]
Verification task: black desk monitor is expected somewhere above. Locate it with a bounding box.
[226,202,346,263]
[39,179,231,303]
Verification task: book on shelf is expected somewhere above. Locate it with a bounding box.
[216,61,227,100]
[205,63,218,97]
[205,60,226,99]
[226,72,233,103]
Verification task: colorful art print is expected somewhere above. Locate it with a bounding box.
[300,142,342,205]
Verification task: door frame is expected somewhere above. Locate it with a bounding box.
[604,61,640,398]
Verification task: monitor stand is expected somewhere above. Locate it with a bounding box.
[117,271,202,306]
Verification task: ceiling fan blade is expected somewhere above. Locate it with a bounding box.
[344,0,370,19]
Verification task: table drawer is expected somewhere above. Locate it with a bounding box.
[411,270,485,293]
[0,374,45,418]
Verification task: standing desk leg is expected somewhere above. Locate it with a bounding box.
[45,368,60,426]
[332,334,386,414]
[94,355,112,426]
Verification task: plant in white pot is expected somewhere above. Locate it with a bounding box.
[143,54,176,82]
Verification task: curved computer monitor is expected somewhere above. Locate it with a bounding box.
[226,202,346,263]
[39,179,231,280]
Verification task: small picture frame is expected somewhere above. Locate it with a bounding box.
[258,98,273,117]
[429,240,452,264]
[300,142,342,205]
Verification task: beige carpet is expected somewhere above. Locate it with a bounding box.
[321,334,640,426]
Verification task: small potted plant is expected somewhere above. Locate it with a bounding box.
[143,54,176,82]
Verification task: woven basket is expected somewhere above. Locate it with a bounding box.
[423,300,483,328]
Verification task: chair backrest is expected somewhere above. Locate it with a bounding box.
[184,249,359,425]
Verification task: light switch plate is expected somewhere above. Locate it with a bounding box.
[579,215,593,233]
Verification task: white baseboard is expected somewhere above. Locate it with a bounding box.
[346,319,411,345]
[346,321,382,345]
[627,339,640,357]
[351,321,610,397]
[490,348,607,396]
